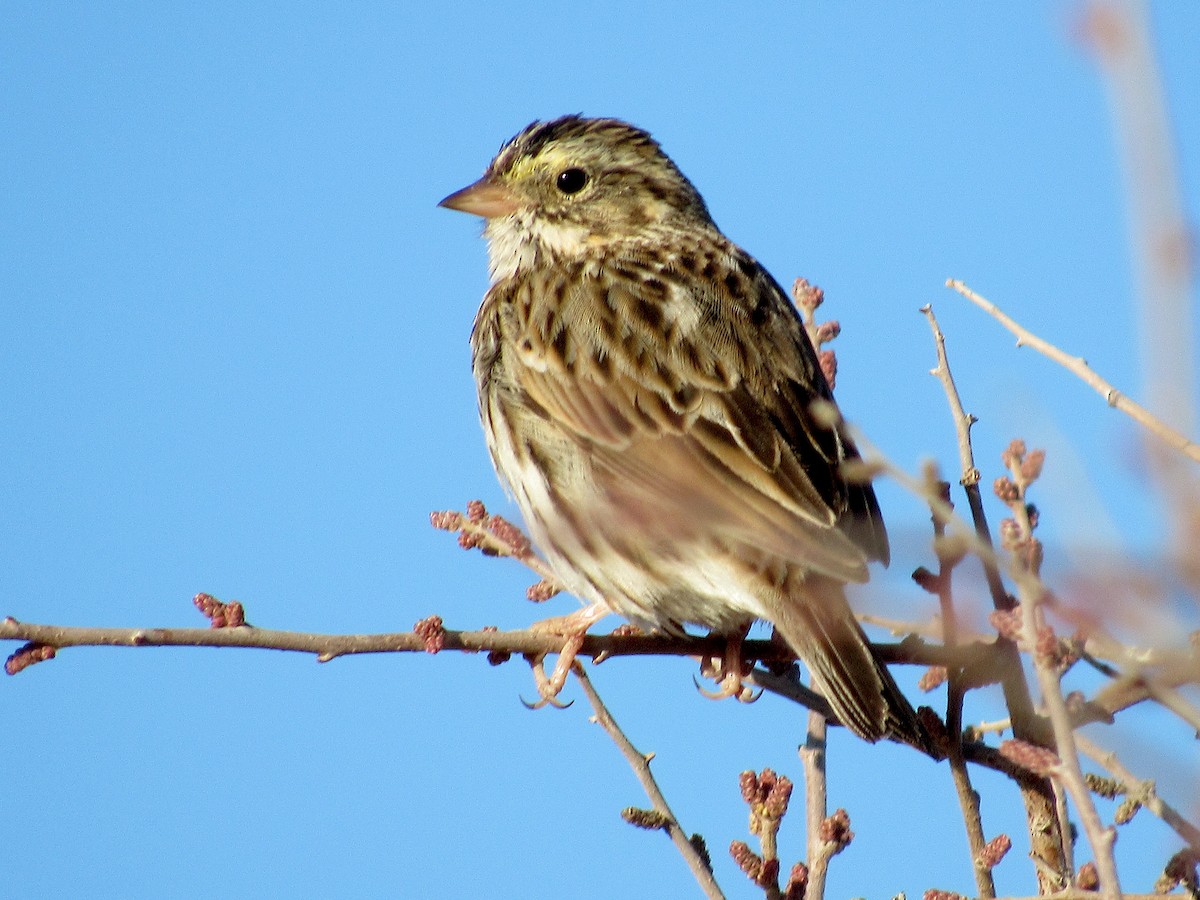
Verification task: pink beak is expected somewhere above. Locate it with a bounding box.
[438,175,521,218]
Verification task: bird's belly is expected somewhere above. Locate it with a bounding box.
[486,408,770,634]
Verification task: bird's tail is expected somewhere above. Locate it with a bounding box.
[773,575,926,749]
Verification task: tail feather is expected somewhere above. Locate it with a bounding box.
[772,575,925,748]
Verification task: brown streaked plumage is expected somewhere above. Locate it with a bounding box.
[441,115,919,743]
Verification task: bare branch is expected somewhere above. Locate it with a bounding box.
[922,484,997,897]
[918,304,1019,613]
[1007,536,1121,893]
[1141,680,1200,733]
[1075,733,1200,853]
[800,698,830,900]
[0,615,988,672]
[733,768,797,898]
[808,807,854,900]
[921,304,981,486]
[573,664,725,900]
[946,279,1200,465]
[1081,0,1196,438]
[914,310,1074,889]
[431,503,562,589]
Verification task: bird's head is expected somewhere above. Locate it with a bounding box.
[440,116,712,278]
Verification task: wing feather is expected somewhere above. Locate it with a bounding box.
[492,241,889,578]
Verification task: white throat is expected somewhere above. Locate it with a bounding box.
[484,210,590,284]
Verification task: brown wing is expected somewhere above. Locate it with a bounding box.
[492,239,888,580]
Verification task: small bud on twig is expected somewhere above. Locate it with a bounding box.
[1084,773,1123,800]
[818,349,837,389]
[5,641,56,675]
[912,566,942,595]
[193,593,246,628]
[1114,797,1142,825]
[917,707,950,754]
[526,580,560,603]
[414,615,446,654]
[487,515,532,558]
[918,666,949,692]
[975,834,1012,870]
[819,808,854,852]
[730,840,765,881]
[999,739,1060,777]
[1076,861,1100,891]
[479,625,511,666]
[989,608,1024,642]
[1000,439,1027,471]
[1035,625,1059,661]
[1156,849,1199,894]
[621,807,670,830]
[993,476,1021,503]
[1020,449,1046,483]
[429,510,463,531]
[689,834,713,873]
[784,862,809,900]
[792,278,824,314]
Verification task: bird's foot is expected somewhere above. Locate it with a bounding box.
[696,626,761,703]
[522,602,611,709]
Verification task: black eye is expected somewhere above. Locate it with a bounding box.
[556,168,589,194]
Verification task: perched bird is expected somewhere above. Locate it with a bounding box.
[440,115,920,744]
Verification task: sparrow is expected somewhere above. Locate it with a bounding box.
[441,115,921,744]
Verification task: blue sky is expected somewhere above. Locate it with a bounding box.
[3,3,1198,897]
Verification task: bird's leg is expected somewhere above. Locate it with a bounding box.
[697,622,760,703]
[523,601,612,708]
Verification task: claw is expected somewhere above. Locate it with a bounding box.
[519,605,609,709]
[521,688,573,710]
[520,695,573,710]
[521,654,569,708]
[694,672,762,703]
[521,639,582,709]
[695,627,761,703]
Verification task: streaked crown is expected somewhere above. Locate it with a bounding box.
[486,115,713,234]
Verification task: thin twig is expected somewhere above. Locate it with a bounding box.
[1082,0,1196,440]
[855,445,1074,888]
[1075,733,1200,852]
[921,304,981,486]
[572,663,725,900]
[1083,0,1200,601]
[919,304,1018,612]
[755,661,1064,784]
[1078,630,1200,729]
[800,694,832,900]
[1017,569,1122,898]
[914,460,995,897]
[920,302,1033,673]
[1051,777,1077,878]
[969,718,1014,737]
[915,307,1068,889]
[1141,681,1200,734]
[860,612,952,643]
[1091,651,1200,720]
[747,666,835,721]
[949,680,1000,897]
[0,616,980,670]
[947,279,1200,465]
